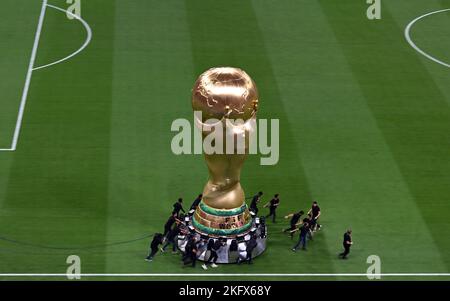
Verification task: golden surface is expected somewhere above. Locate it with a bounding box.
[192,67,258,122]
[192,67,259,209]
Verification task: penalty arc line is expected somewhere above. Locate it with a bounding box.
[405,8,450,68]
[32,4,92,71]
[0,1,92,152]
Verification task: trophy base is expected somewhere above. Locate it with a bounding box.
[177,214,267,264]
[192,201,252,236]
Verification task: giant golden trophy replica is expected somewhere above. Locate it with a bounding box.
[191,67,259,238]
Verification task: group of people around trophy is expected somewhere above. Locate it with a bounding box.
[250,192,322,252]
[251,192,353,258]
[145,196,195,263]
[145,192,353,267]
[145,194,261,269]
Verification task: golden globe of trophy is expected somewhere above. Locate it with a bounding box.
[191,67,259,238]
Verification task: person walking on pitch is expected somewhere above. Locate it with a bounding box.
[250,191,263,215]
[292,219,310,251]
[163,214,179,236]
[190,194,202,211]
[172,198,185,217]
[308,201,321,231]
[304,213,314,240]
[183,236,199,267]
[246,235,258,264]
[339,229,353,259]
[264,194,280,223]
[238,235,258,264]
[145,233,164,262]
[161,223,180,254]
[202,239,222,270]
[284,210,304,239]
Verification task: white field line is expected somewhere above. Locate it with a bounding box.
[0,273,449,278]
[405,8,450,68]
[0,2,92,152]
[8,0,48,152]
[32,4,92,71]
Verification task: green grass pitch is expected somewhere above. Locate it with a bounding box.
[0,0,449,280]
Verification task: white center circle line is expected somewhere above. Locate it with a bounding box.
[404,8,450,68]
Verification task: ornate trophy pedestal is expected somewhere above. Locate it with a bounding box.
[192,202,252,236]
[177,206,267,263]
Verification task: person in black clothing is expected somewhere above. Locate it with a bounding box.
[283,210,304,239]
[264,194,280,222]
[190,194,203,211]
[202,239,222,270]
[239,235,257,264]
[302,213,314,241]
[339,229,353,259]
[145,233,164,262]
[308,201,321,231]
[172,198,185,217]
[201,239,215,270]
[229,239,238,252]
[163,214,179,236]
[250,191,263,215]
[305,213,312,222]
[260,216,267,238]
[183,236,199,267]
[247,235,258,264]
[292,219,310,251]
[161,223,180,253]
